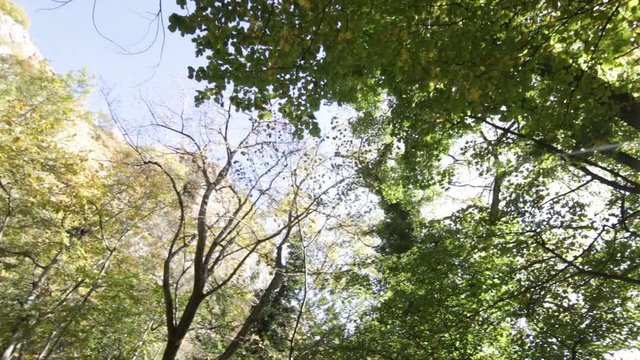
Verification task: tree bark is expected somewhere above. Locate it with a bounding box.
[613,152,640,173]
[217,270,285,360]
[536,55,640,171]
[613,92,640,132]
[217,240,289,360]
[536,54,640,133]
[161,337,182,360]
[162,294,203,360]
[489,172,503,225]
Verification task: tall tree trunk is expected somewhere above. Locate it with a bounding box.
[161,337,182,360]
[217,270,285,360]
[489,172,503,225]
[217,241,289,360]
[612,92,640,132]
[161,294,203,360]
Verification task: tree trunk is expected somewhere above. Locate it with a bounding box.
[1,342,18,360]
[489,172,503,225]
[217,270,285,360]
[613,92,640,132]
[536,55,640,174]
[161,294,202,360]
[161,336,183,360]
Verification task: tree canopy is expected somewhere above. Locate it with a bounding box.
[169,0,640,358]
[1,0,639,359]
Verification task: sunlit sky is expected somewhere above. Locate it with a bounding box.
[14,0,347,134]
[15,0,202,117]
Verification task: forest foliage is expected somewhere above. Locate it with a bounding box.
[1,0,640,359]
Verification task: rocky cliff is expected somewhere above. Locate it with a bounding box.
[0,2,122,168]
[0,1,41,61]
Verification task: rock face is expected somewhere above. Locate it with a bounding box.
[0,3,118,167]
[0,7,42,61]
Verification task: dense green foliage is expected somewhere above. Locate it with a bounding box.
[170,0,640,358]
[0,55,173,358]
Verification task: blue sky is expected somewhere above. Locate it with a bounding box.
[14,0,202,116]
[13,0,350,133]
